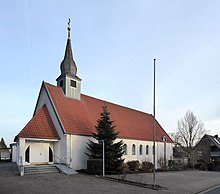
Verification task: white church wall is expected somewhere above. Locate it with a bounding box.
[17,138,25,165]
[69,135,173,170]
[34,85,67,162]
[117,138,156,164]
[70,135,94,170]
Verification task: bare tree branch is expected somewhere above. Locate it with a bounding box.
[176,111,207,152]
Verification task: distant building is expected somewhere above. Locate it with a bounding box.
[0,138,10,161]
[12,23,173,171]
[193,134,220,163]
[0,138,7,149]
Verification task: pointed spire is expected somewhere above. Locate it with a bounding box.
[0,138,7,148]
[60,19,77,77]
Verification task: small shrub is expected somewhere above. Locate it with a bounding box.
[207,162,214,171]
[214,160,220,171]
[199,163,207,171]
[194,163,200,169]
[168,160,184,171]
[87,159,102,175]
[195,162,207,171]
[157,157,167,171]
[121,162,130,174]
[140,161,154,172]
[127,160,140,171]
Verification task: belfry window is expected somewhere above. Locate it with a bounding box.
[71,80,76,88]
[60,80,63,87]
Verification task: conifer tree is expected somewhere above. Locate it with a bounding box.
[86,105,124,173]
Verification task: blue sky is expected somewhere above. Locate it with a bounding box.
[1,1,220,145]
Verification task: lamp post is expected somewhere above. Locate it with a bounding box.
[153,59,156,187]
[101,140,105,177]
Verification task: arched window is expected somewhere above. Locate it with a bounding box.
[152,145,155,155]
[139,145,143,155]
[132,144,136,155]
[123,144,127,155]
[49,147,53,162]
[25,146,30,163]
[146,145,149,155]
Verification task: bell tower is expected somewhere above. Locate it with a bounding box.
[56,19,81,100]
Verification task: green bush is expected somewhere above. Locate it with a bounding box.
[140,161,154,172]
[195,162,207,171]
[87,159,102,175]
[121,162,130,174]
[168,160,184,171]
[207,162,214,171]
[199,163,207,171]
[127,160,140,171]
[214,160,220,171]
[194,163,200,169]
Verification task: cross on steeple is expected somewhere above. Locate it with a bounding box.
[67,18,71,39]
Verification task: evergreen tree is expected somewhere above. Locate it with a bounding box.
[86,105,124,173]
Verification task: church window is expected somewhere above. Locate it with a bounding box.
[60,80,63,87]
[139,145,143,155]
[123,144,127,155]
[71,80,76,87]
[132,144,136,155]
[146,145,149,155]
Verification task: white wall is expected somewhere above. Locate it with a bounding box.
[70,135,173,170]
[11,144,17,162]
[118,138,173,168]
[35,85,66,162]
[70,135,93,170]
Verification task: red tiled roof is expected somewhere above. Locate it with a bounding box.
[17,105,59,140]
[45,83,172,143]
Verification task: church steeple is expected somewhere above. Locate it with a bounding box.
[60,19,77,77]
[56,19,81,100]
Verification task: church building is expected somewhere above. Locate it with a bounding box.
[13,22,173,172]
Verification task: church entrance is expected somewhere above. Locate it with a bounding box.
[30,142,50,165]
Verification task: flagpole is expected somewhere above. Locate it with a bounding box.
[153,58,156,187]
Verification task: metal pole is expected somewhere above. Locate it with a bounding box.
[102,140,105,177]
[153,59,156,187]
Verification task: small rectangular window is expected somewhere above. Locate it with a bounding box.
[198,151,202,156]
[60,80,63,87]
[71,80,76,88]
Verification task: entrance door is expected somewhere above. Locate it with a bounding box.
[30,143,49,164]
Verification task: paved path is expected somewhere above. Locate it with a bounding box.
[109,171,220,193]
[0,162,220,194]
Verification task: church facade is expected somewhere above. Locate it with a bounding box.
[13,24,173,171]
